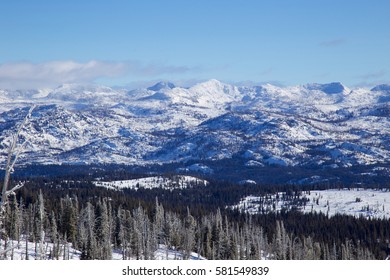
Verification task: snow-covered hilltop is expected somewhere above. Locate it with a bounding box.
[0,80,389,183]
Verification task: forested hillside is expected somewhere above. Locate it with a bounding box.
[1,178,389,260]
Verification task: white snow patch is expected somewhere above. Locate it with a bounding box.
[93,175,208,191]
[264,156,288,166]
[239,179,257,185]
[245,160,264,167]
[0,238,81,260]
[0,239,205,260]
[231,188,390,219]
[177,163,214,174]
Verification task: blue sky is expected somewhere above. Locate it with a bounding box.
[0,0,389,89]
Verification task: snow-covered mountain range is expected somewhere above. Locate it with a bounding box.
[1,79,389,183]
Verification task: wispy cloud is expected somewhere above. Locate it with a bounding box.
[230,80,260,87]
[352,81,385,88]
[229,80,286,88]
[357,70,386,80]
[126,61,199,76]
[0,60,199,89]
[353,70,388,88]
[258,68,273,76]
[125,78,217,90]
[0,60,127,89]
[319,38,346,47]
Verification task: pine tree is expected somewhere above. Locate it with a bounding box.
[95,199,112,259]
[60,196,78,245]
[273,221,288,260]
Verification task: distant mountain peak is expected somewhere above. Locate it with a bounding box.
[147,81,176,91]
[192,79,227,89]
[371,84,390,92]
[258,83,282,92]
[305,82,346,94]
[204,78,223,84]
[189,79,240,101]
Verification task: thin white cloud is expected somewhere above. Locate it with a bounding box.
[126,61,198,76]
[258,68,273,76]
[0,60,199,89]
[0,60,127,89]
[352,70,388,88]
[124,78,213,90]
[357,70,386,80]
[319,38,346,47]
[352,81,386,88]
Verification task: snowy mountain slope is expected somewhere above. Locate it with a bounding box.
[0,80,389,183]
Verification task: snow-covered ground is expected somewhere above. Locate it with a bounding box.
[154,245,205,260]
[0,240,205,260]
[231,188,390,219]
[93,175,208,191]
[0,239,81,260]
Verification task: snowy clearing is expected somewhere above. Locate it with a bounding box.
[93,175,208,191]
[231,188,390,219]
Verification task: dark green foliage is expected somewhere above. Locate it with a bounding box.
[3,176,390,260]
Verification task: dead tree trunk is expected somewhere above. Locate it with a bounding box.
[0,106,35,259]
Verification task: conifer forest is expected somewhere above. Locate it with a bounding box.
[1,174,390,260]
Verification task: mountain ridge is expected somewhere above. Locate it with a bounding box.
[0,79,389,184]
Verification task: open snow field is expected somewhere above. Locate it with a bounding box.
[232,188,390,219]
[93,175,208,191]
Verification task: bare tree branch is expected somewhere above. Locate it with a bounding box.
[0,243,19,256]
[1,105,35,259]
[5,182,25,198]
[1,105,35,207]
